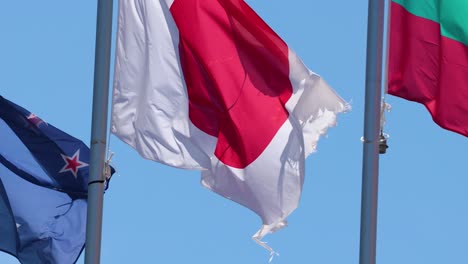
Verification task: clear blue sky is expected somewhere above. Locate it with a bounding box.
[1,1,467,263]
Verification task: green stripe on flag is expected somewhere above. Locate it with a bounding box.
[393,0,468,46]
[392,0,439,22]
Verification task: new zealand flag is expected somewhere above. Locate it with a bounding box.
[0,96,114,263]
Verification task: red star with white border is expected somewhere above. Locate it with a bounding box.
[27,113,47,127]
[59,149,88,178]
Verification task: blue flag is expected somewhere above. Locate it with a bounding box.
[0,96,113,263]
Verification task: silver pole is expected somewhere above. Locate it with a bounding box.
[359,0,386,263]
[85,0,114,263]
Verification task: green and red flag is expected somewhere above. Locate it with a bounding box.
[388,0,468,137]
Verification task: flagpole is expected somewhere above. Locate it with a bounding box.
[359,0,386,263]
[85,0,114,263]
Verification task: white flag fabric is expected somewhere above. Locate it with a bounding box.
[112,0,348,250]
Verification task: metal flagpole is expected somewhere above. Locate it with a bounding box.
[85,0,114,263]
[359,0,386,263]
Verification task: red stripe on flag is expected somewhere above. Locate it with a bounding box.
[171,0,293,168]
[388,3,468,136]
